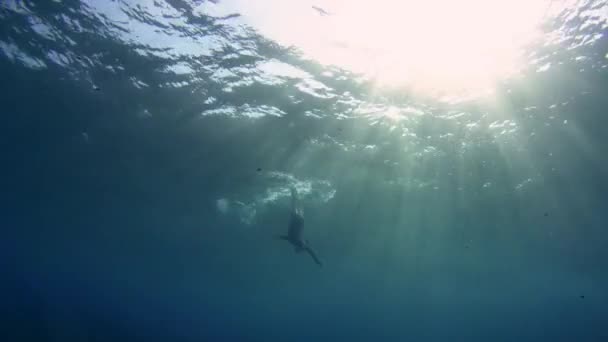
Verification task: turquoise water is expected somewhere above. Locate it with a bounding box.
[1,1,608,341]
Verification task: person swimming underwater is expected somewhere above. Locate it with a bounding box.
[277,187,322,267]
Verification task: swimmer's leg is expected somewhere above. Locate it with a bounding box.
[290,187,298,212]
[290,186,303,217]
[305,247,323,267]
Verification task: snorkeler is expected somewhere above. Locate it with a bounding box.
[277,187,323,267]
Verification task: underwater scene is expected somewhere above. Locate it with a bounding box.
[1,0,608,341]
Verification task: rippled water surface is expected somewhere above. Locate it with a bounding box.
[1,0,608,341]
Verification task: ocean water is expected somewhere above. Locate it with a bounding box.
[1,1,608,341]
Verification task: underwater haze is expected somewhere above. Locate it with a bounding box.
[1,0,608,341]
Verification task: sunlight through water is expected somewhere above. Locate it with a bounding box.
[2,0,608,340]
[221,0,551,99]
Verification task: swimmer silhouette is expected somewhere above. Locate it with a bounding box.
[312,6,332,16]
[277,187,323,267]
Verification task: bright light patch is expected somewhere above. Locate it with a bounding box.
[222,0,550,98]
[216,198,230,214]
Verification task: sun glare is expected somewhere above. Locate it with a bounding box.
[228,0,550,98]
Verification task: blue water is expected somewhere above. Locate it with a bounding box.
[1,1,608,341]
